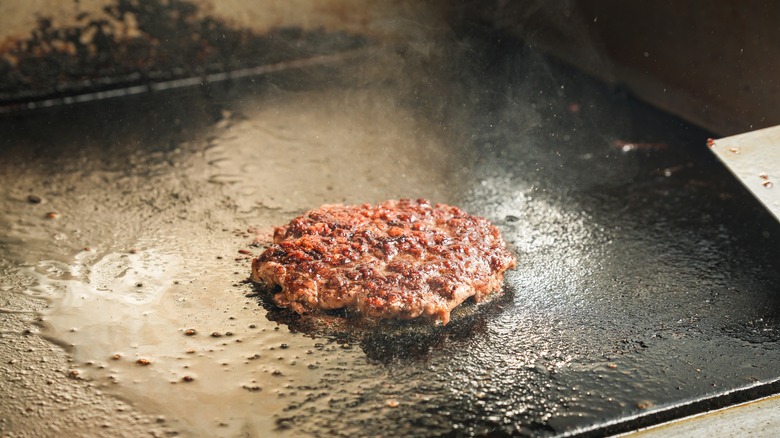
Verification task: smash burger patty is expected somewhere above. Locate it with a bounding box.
[251,199,516,324]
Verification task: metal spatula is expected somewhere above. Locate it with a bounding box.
[710,125,780,222]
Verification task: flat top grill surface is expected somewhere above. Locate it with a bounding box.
[1,32,779,437]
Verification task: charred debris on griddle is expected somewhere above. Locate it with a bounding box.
[0,0,367,107]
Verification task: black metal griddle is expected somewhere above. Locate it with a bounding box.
[2,12,780,438]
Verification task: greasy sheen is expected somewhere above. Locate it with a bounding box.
[251,199,517,324]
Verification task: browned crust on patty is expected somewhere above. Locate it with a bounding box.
[251,199,516,324]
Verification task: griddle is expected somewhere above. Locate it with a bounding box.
[1,28,779,437]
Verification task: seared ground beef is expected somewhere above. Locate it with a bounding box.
[251,199,516,324]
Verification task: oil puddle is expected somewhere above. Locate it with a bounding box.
[19,202,377,435]
[33,247,348,436]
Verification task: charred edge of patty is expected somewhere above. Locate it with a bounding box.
[250,258,513,326]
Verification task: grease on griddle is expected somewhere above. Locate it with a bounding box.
[612,139,668,152]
